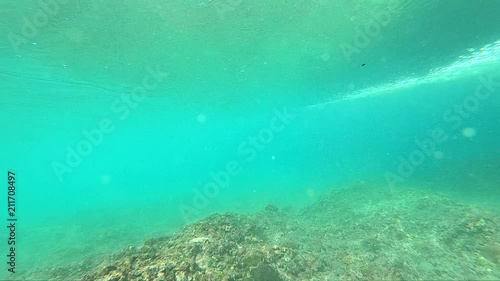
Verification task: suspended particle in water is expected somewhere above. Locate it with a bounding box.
[433,151,444,160]
[306,188,315,198]
[271,155,275,160]
[197,113,207,124]
[462,127,477,138]
[320,52,331,61]
[65,27,86,44]
[100,175,111,185]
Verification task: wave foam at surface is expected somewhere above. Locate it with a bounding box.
[309,40,500,108]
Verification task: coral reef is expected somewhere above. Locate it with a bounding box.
[27,185,500,280]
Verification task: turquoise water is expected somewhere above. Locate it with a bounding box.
[0,0,500,279]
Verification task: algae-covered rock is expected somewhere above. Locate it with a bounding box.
[250,264,283,281]
[27,185,500,281]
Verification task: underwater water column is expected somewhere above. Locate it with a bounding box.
[0,0,499,280]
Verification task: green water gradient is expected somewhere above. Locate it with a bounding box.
[0,0,499,277]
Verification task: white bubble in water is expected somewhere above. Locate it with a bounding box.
[306,188,315,198]
[197,113,207,124]
[100,175,111,185]
[462,127,477,138]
